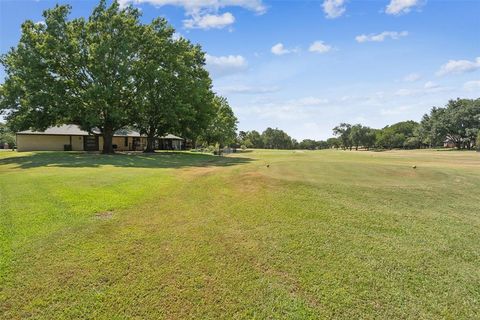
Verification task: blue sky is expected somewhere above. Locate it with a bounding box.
[1,0,479,139]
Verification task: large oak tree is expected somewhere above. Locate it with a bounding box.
[1,0,218,154]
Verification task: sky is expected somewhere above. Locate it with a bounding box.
[1,0,479,140]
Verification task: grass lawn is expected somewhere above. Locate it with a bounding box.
[1,149,479,319]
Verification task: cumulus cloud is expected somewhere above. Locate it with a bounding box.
[355,31,408,43]
[385,0,423,15]
[118,0,266,13]
[464,80,480,91]
[436,57,480,76]
[119,0,266,30]
[308,41,332,53]
[271,43,298,56]
[403,73,421,82]
[205,54,248,77]
[184,12,235,29]
[322,0,346,19]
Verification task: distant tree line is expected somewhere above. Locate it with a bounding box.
[238,98,480,151]
[237,128,333,150]
[332,98,479,151]
[0,0,237,153]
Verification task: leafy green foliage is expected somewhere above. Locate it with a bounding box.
[0,122,15,148]
[261,127,294,149]
[0,0,219,153]
[198,96,238,147]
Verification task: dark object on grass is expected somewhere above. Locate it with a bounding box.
[412,165,417,169]
[266,164,270,168]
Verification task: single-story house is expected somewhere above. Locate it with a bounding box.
[16,124,184,152]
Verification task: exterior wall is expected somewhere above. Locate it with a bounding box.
[100,136,146,151]
[113,136,128,151]
[71,136,84,151]
[17,134,148,152]
[17,134,85,152]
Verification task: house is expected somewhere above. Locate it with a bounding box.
[16,124,184,152]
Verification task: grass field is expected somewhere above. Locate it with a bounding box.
[1,149,479,319]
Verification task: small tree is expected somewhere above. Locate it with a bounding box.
[0,122,15,148]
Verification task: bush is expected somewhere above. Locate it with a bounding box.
[477,132,480,151]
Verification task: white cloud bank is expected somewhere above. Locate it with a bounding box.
[118,0,266,29]
[385,0,423,15]
[205,54,248,77]
[356,31,408,43]
[184,12,235,29]
[309,41,332,53]
[322,0,346,19]
[436,57,480,76]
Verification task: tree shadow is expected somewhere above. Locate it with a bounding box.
[0,151,253,170]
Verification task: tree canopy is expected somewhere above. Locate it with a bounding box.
[0,0,230,153]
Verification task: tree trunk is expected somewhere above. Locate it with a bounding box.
[145,136,156,153]
[102,127,115,154]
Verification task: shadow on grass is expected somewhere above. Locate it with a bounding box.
[0,151,253,170]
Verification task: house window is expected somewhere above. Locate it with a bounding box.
[124,137,128,147]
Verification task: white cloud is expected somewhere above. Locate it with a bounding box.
[295,97,329,106]
[118,0,266,14]
[395,82,449,97]
[119,0,266,31]
[309,41,332,53]
[385,0,423,15]
[205,54,247,77]
[464,80,480,91]
[271,43,298,56]
[436,57,480,76]
[184,12,235,29]
[423,81,438,89]
[322,0,346,19]
[216,85,279,94]
[237,96,330,121]
[403,73,421,82]
[356,31,408,43]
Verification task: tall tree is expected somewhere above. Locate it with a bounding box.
[333,123,352,150]
[1,1,142,153]
[199,95,238,147]
[262,128,293,149]
[133,19,214,152]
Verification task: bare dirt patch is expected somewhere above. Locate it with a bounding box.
[94,211,114,220]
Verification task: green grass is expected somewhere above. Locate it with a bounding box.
[1,149,479,319]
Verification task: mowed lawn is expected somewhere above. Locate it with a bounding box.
[1,149,479,319]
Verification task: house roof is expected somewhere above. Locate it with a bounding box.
[160,134,183,140]
[17,125,91,136]
[17,124,182,139]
